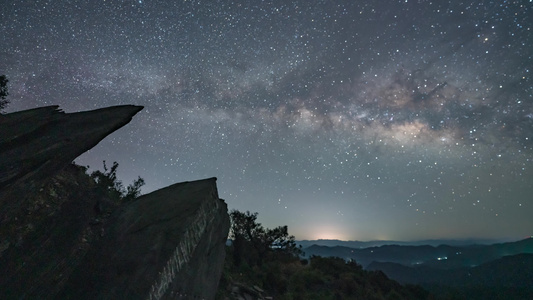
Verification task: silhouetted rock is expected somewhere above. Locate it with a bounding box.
[0,105,143,218]
[60,177,230,300]
[0,105,144,298]
[0,106,230,299]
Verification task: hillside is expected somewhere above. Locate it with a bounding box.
[217,250,432,300]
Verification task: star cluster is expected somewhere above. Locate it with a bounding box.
[1,0,532,241]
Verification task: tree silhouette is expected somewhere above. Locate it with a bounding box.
[229,209,302,266]
[123,176,145,202]
[90,161,145,203]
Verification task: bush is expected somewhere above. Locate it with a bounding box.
[89,161,145,203]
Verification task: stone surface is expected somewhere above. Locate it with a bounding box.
[60,177,230,300]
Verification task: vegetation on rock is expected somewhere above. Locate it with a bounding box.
[89,160,145,203]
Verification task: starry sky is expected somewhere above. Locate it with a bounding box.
[1,0,532,241]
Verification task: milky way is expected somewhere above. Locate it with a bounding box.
[1,0,532,241]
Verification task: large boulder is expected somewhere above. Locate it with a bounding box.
[61,177,230,300]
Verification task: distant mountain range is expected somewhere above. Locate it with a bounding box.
[296,238,516,249]
[366,253,533,287]
[302,237,533,268]
[302,237,533,300]
[367,253,533,300]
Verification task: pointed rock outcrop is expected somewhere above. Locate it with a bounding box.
[0,105,143,194]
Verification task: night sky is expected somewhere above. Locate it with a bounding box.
[1,0,532,241]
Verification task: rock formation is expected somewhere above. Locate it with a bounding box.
[0,105,143,203]
[0,106,230,299]
[60,177,229,300]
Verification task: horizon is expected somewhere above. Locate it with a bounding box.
[2,0,531,241]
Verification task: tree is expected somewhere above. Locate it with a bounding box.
[0,75,9,112]
[265,225,297,251]
[123,176,146,202]
[90,161,145,202]
[229,210,263,266]
[90,161,124,201]
[229,209,302,266]
[230,210,263,243]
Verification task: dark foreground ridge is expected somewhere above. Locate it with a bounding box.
[0,106,230,299]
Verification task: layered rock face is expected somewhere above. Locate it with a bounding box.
[61,177,229,300]
[0,106,230,299]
